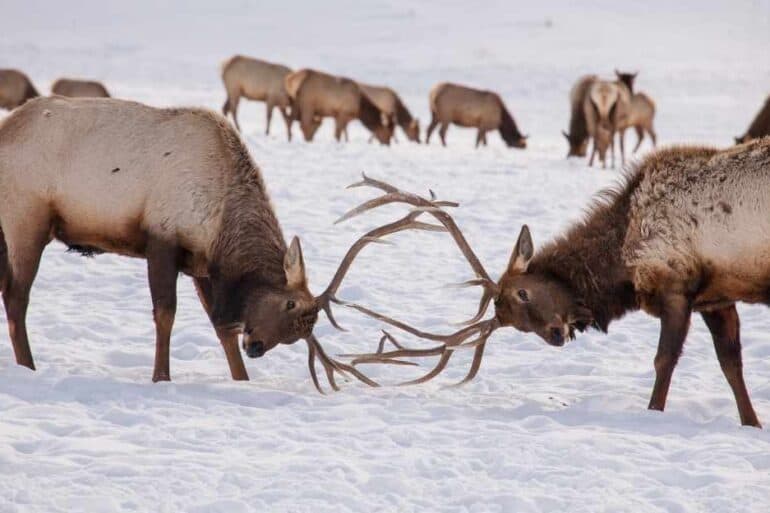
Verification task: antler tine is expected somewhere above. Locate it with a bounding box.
[305,334,380,394]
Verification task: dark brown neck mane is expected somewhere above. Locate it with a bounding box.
[358,92,384,133]
[497,98,524,145]
[393,96,413,130]
[528,173,643,331]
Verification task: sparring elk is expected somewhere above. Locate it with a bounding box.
[426,82,528,149]
[51,78,111,98]
[358,83,420,143]
[221,55,293,139]
[735,95,770,144]
[341,140,770,427]
[0,96,419,392]
[563,74,597,158]
[284,69,394,144]
[0,69,39,111]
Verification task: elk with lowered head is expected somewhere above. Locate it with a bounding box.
[735,95,770,144]
[51,78,111,98]
[0,96,420,392]
[563,74,597,158]
[426,82,528,149]
[284,69,394,144]
[0,69,39,111]
[358,83,420,143]
[221,55,293,139]
[344,141,770,427]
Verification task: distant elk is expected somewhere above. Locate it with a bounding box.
[0,96,403,392]
[735,95,770,144]
[614,70,657,153]
[563,74,597,158]
[584,79,628,168]
[358,83,420,143]
[0,69,39,111]
[344,142,770,427]
[426,82,528,149]
[221,55,293,139]
[284,69,394,144]
[51,78,110,98]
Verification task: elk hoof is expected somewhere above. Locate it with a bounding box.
[152,372,171,382]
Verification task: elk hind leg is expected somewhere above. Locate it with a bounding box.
[193,277,249,381]
[633,125,645,153]
[425,114,438,144]
[280,106,292,142]
[146,238,179,382]
[438,123,449,147]
[648,294,691,412]
[702,305,761,427]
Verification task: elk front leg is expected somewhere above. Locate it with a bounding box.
[618,128,626,167]
[280,106,292,142]
[475,129,486,149]
[648,294,691,412]
[439,123,449,147]
[193,277,249,381]
[702,305,761,427]
[146,238,179,382]
[265,101,274,136]
[425,114,438,144]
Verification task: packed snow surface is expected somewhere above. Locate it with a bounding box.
[1,1,770,511]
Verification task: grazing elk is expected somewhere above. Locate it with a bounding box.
[614,70,657,153]
[735,95,770,144]
[358,83,420,143]
[563,74,597,158]
[0,69,39,111]
[426,82,528,149]
[284,69,394,144]
[0,96,411,393]
[51,78,111,98]
[342,140,770,427]
[584,79,629,168]
[221,55,293,139]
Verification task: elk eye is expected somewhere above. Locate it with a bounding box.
[286,300,296,311]
[517,289,530,302]
[494,296,503,307]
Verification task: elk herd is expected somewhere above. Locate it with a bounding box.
[1,56,769,428]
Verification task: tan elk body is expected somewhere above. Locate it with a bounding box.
[284,69,393,144]
[584,79,629,167]
[426,82,527,148]
[614,71,657,153]
[358,83,420,142]
[51,78,110,98]
[0,69,39,111]
[221,55,293,138]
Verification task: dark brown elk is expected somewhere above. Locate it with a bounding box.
[221,55,293,139]
[51,78,111,98]
[735,95,770,144]
[359,83,420,143]
[343,141,770,427]
[563,74,597,157]
[426,82,528,149]
[0,96,423,392]
[0,69,39,111]
[284,69,394,144]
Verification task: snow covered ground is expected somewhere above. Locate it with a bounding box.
[2,0,770,511]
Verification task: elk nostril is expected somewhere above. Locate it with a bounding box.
[550,327,564,346]
[246,341,265,358]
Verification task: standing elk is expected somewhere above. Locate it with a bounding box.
[358,83,420,143]
[426,82,528,149]
[0,69,39,111]
[614,70,657,153]
[221,55,293,139]
[584,79,629,168]
[51,78,111,98]
[563,74,597,158]
[0,96,425,392]
[284,69,394,144]
[735,95,770,144]
[341,140,770,427]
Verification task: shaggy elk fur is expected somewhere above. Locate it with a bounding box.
[284,69,394,144]
[358,83,420,143]
[221,55,293,139]
[51,78,111,98]
[0,69,39,111]
[736,95,770,144]
[563,74,597,157]
[0,96,382,391]
[426,82,528,149]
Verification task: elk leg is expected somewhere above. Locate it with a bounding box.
[146,238,179,382]
[439,123,449,147]
[229,95,242,132]
[222,97,230,117]
[702,305,761,427]
[588,142,596,167]
[475,129,485,149]
[280,106,292,142]
[425,115,438,144]
[192,277,249,381]
[609,132,615,169]
[648,126,657,147]
[648,294,691,412]
[618,128,626,166]
[633,125,645,153]
[265,102,274,135]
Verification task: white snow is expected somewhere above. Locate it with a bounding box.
[2,1,770,511]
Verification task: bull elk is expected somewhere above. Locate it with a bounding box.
[51,78,111,98]
[284,69,394,144]
[0,96,433,392]
[221,55,293,139]
[426,82,528,149]
[358,83,420,143]
[0,69,39,111]
[735,95,770,144]
[343,141,770,427]
[562,74,597,158]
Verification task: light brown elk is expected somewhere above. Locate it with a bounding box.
[563,74,597,158]
[735,95,770,144]
[284,69,394,144]
[584,79,629,168]
[614,71,657,153]
[358,83,420,143]
[51,78,111,98]
[342,140,770,427]
[426,82,528,149]
[0,96,426,392]
[221,55,293,139]
[0,69,39,111]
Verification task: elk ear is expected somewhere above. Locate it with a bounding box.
[284,236,307,288]
[507,225,534,274]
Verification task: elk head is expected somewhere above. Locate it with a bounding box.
[405,118,421,143]
[614,69,638,94]
[562,130,588,157]
[370,112,395,145]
